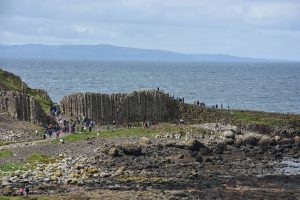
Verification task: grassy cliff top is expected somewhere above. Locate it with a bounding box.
[0,68,52,112]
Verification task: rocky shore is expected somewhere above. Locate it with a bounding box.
[1,125,300,199]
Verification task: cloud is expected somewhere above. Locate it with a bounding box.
[0,0,300,60]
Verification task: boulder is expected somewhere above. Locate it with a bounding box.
[120,143,142,156]
[295,136,300,145]
[274,135,281,141]
[108,147,120,157]
[214,143,226,154]
[1,186,13,196]
[258,136,275,146]
[185,139,206,151]
[195,154,203,163]
[223,131,235,139]
[199,146,211,156]
[243,135,259,146]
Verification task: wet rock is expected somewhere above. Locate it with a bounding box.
[274,153,283,160]
[195,154,203,163]
[214,143,226,154]
[108,147,120,157]
[185,139,206,151]
[243,135,259,146]
[292,154,299,159]
[259,136,275,146]
[205,157,213,163]
[199,146,211,156]
[225,138,234,145]
[120,143,142,156]
[277,138,294,146]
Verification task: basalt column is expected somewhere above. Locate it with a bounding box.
[60,90,179,124]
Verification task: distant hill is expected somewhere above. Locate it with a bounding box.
[0,44,291,62]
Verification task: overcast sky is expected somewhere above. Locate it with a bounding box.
[0,0,299,60]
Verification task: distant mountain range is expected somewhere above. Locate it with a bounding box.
[0,44,294,62]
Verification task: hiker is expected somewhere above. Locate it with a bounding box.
[35,130,39,136]
[59,138,64,144]
[24,186,29,197]
[89,122,92,132]
[19,187,25,196]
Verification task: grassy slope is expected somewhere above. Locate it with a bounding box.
[0,68,52,112]
[182,105,300,131]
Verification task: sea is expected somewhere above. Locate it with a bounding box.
[0,58,300,114]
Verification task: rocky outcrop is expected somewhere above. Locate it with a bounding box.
[60,90,179,124]
[0,68,52,124]
[0,90,49,123]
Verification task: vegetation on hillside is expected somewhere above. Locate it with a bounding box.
[0,68,52,112]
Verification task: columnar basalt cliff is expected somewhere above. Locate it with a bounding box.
[60,90,180,124]
[0,68,52,123]
[0,90,48,123]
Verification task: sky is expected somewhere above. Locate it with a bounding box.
[0,0,300,60]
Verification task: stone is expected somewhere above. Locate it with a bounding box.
[1,186,13,196]
[223,131,235,139]
[243,135,259,146]
[108,147,120,157]
[214,143,226,154]
[55,171,62,177]
[199,147,211,156]
[185,139,206,151]
[87,168,98,174]
[205,157,213,163]
[60,90,180,125]
[121,143,142,156]
[43,178,50,183]
[195,154,203,163]
[292,154,299,159]
[295,136,300,145]
[50,175,58,181]
[274,135,281,141]
[99,172,111,178]
[258,136,275,146]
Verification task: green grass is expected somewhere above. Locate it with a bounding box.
[51,124,215,144]
[52,126,161,144]
[0,153,55,172]
[0,150,13,159]
[27,88,52,113]
[182,104,300,130]
[0,69,22,91]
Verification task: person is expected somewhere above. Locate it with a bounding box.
[24,186,29,197]
[35,130,39,136]
[59,138,64,144]
[19,187,25,196]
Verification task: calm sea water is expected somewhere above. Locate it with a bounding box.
[1,58,300,114]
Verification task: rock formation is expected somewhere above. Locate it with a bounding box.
[0,68,52,123]
[60,90,180,124]
[0,90,48,123]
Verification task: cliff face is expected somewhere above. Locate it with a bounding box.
[0,68,52,124]
[0,90,49,123]
[60,90,179,124]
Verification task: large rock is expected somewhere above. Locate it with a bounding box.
[60,90,180,124]
[120,143,142,156]
[214,143,226,154]
[258,136,275,146]
[223,131,235,139]
[295,136,300,146]
[243,134,259,146]
[185,139,206,151]
[108,147,120,157]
